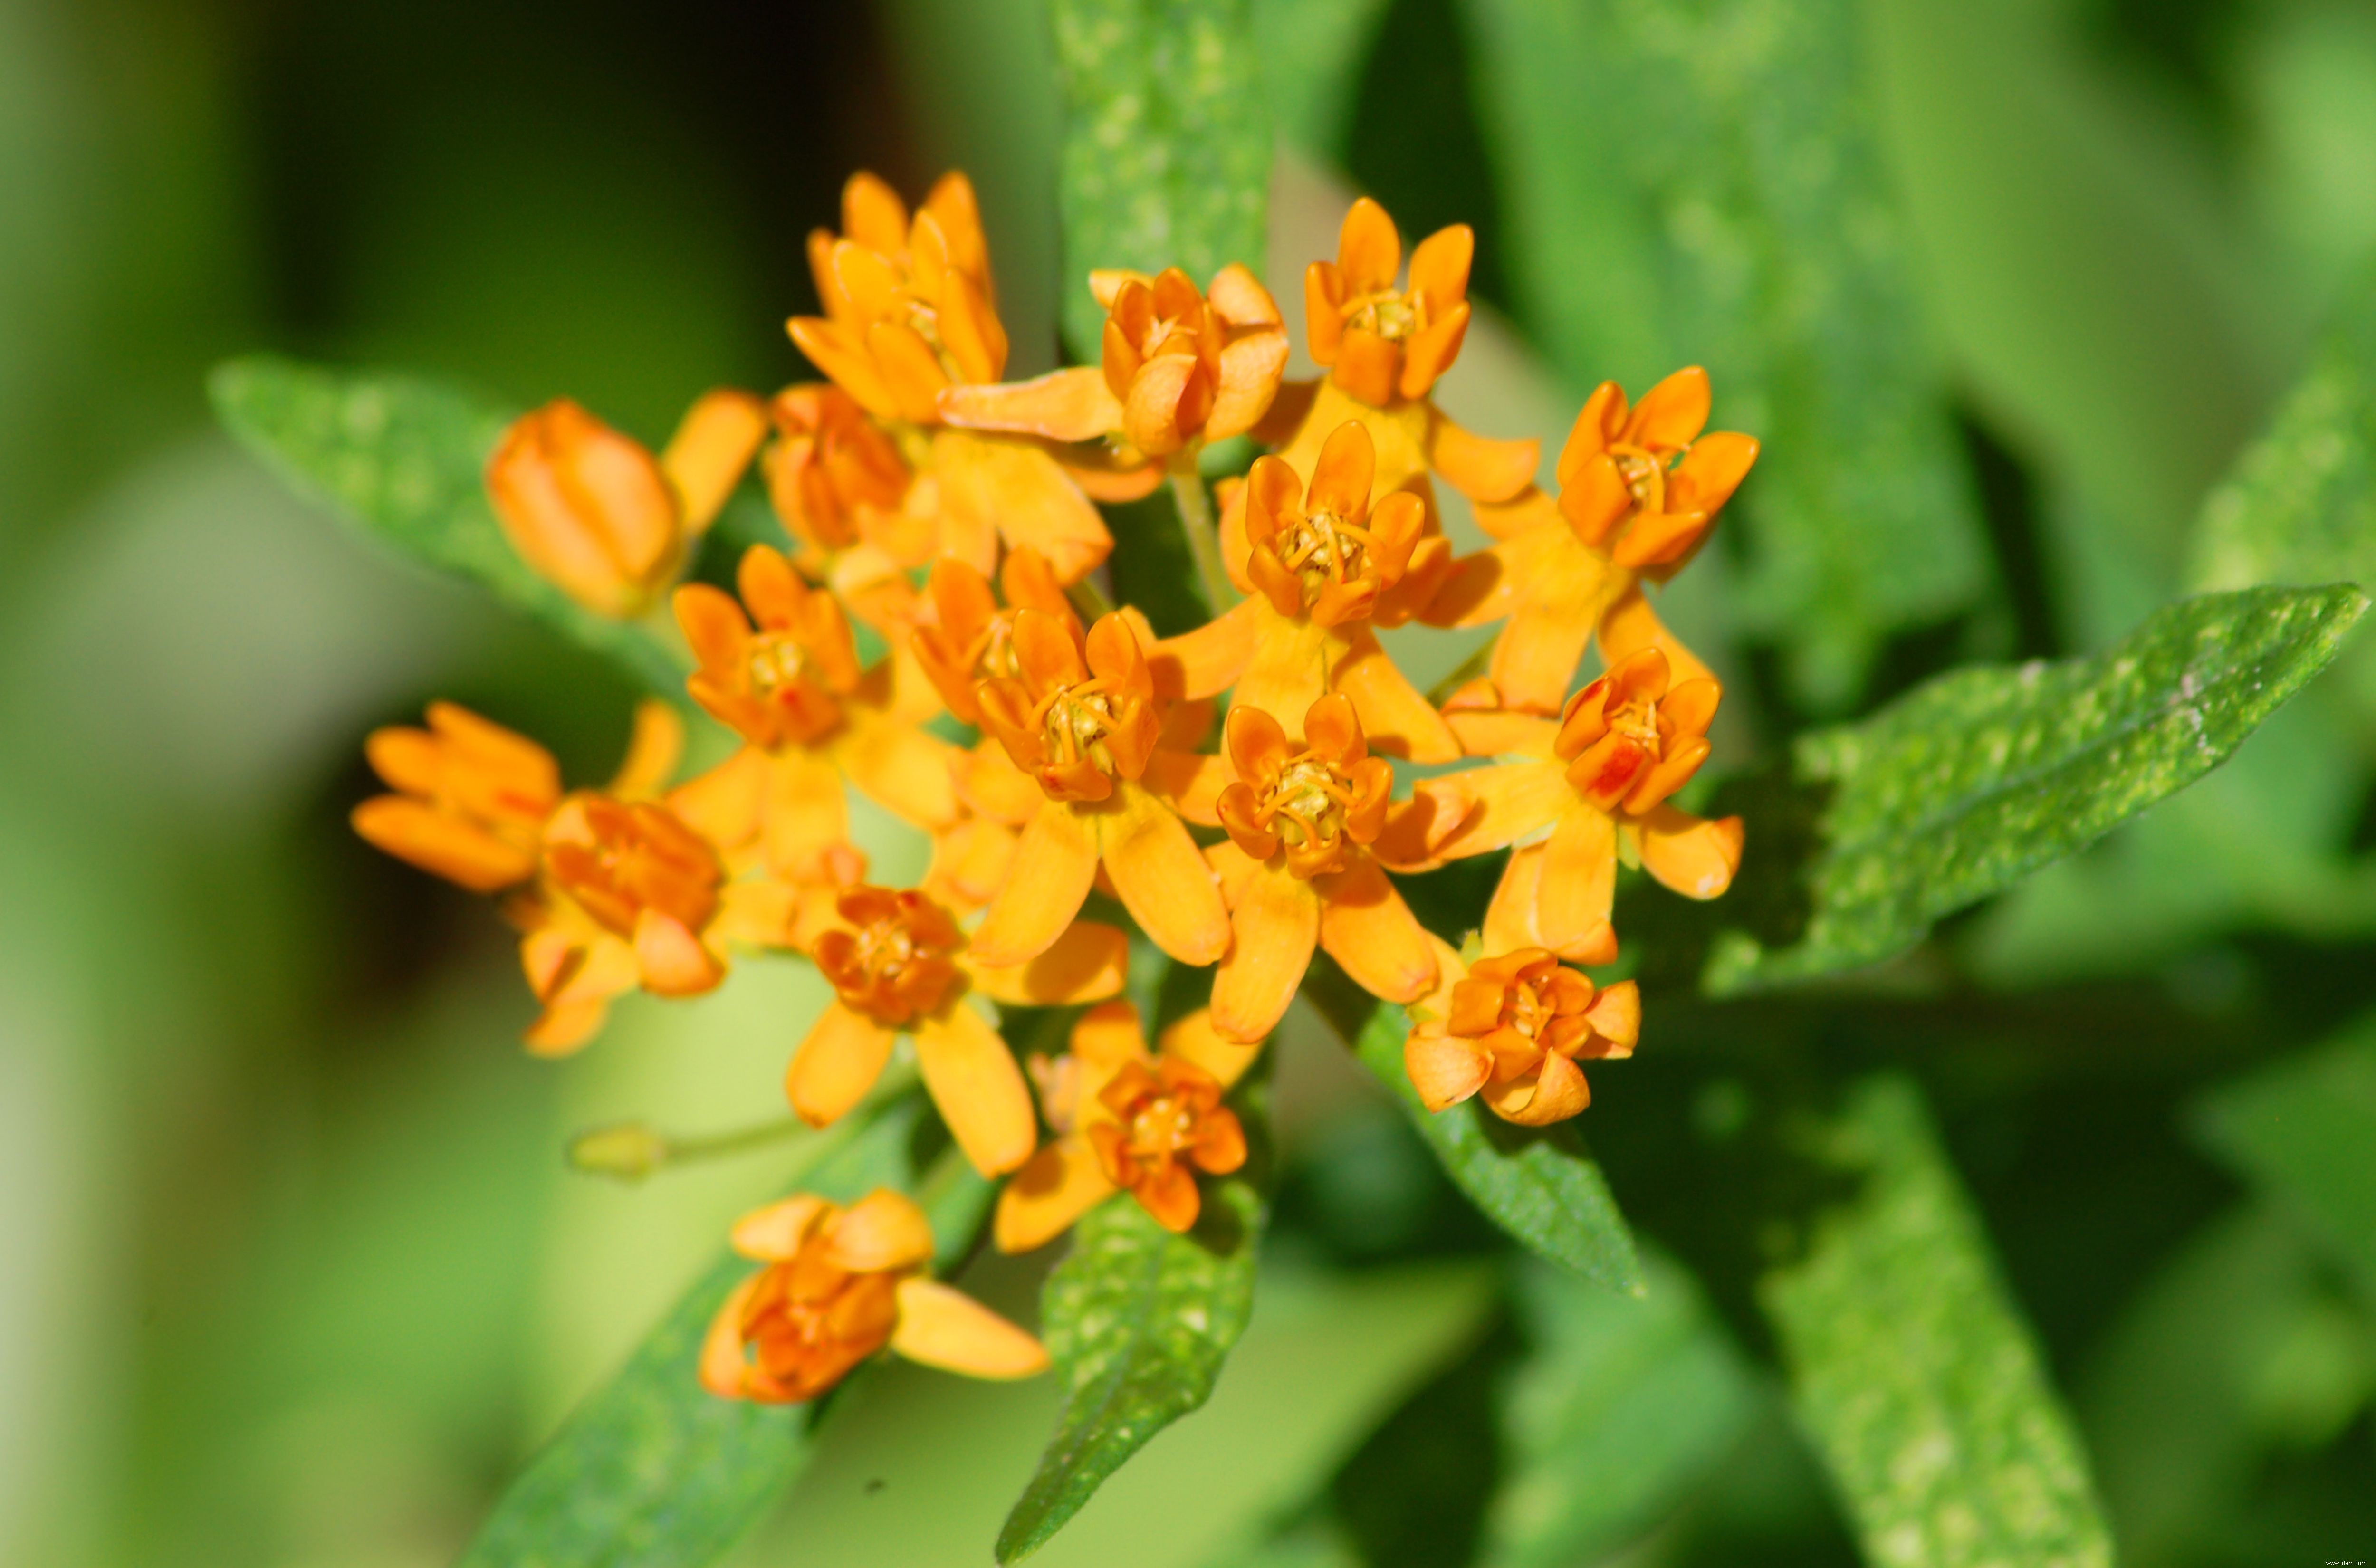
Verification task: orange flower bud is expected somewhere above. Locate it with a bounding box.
[1303,197,1474,406]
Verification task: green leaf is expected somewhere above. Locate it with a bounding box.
[1758,1076,2113,1568]
[1462,0,1990,709]
[1698,584,2368,993]
[2189,272,2376,595]
[2191,1011,2376,1305]
[996,1083,1270,1563]
[209,355,686,695]
[1250,0,1392,158]
[1482,1254,1754,1568]
[1050,0,1271,361]
[1304,969,1643,1296]
[455,1099,925,1568]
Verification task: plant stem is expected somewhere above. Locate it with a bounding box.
[1169,458,1236,616]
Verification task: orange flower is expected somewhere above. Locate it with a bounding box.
[1403,940,1639,1125]
[702,1188,1047,1404]
[786,884,1129,1176]
[673,544,961,882]
[1152,421,1457,760]
[353,701,561,891]
[1428,368,1757,715]
[910,550,1077,726]
[1206,695,1439,1043]
[1426,649,1744,963]
[968,610,1230,971]
[759,383,934,631]
[786,170,1123,583]
[996,1001,1261,1250]
[1304,196,1472,407]
[939,263,1289,459]
[487,390,766,617]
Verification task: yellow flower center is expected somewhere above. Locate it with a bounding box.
[1344,289,1419,343]
[1275,508,1378,603]
[1127,1091,1200,1155]
[1259,757,1356,856]
[1610,443,1671,515]
[1035,679,1122,776]
[746,633,810,698]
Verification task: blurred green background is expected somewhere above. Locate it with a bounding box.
[3,0,2374,1565]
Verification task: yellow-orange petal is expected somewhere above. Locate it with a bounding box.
[995,1137,1120,1253]
[1316,856,1436,1004]
[1535,805,1617,958]
[1626,366,1712,451]
[1210,862,1321,1042]
[835,710,961,831]
[351,797,537,892]
[841,170,909,253]
[1332,327,1400,408]
[1399,301,1469,400]
[1096,784,1230,966]
[1208,329,1290,440]
[1307,420,1377,523]
[759,748,850,880]
[1481,1047,1590,1125]
[912,1003,1037,1176]
[1232,611,1333,734]
[891,1276,1051,1379]
[1483,841,1545,956]
[1408,223,1474,313]
[1159,1007,1264,1090]
[1675,430,1758,515]
[1406,1027,1493,1112]
[939,366,1121,442]
[1580,979,1641,1059]
[1329,626,1461,763]
[787,316,896,420]
[786,1000,898,1128]
[524,996,611,1058]
[610,698,686,800]
[661,388,768,534]
[700,1274,765,1397]
[1149,596,1263,700]
[929,430,1113,583]
[1141,747,1234,827]
[937,268,1007,384]
[1426,412,1538,506]
[1596,582,1717,691]
[731,1193,834,1261]
[1122,352,1209,457]
[1488,550,1620,716]
[633,909,725,996]
[970,800,1099,966]
[1337,196,1402,293]
[1612,510,1709,571]
[1304,263,1345,366]
[826,1187,937,1272]
[1631,804,1744,900]
[1428,759,1571,860]
[867,319,953,424]
[966,919,1130,1006]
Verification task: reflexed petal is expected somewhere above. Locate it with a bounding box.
[970,800,1099,966]
[609,698,686,800]
[1210,863,1321,1042]
[1536,806,1618,958]
[1231,612,1333,733]
[891,1277,1051,1378]
[836,711,961,830]
[633,910,725,996]
[1140,747,1233,826]
[1632,805,1744,899]
[731,1194,833,1261]
[826,1188,936,1272]
[940,366,1121,441]
[785,1001,899,1127]
[1316,857,1437,1003]
[1149,596,1263,700]
[524,996,610,1058]
[1096,784,1230,965]
[1426,411,1537,505]
[1487,548,1619,716]
[1329,627,1460,762]
[1626,366,1712,450]
[995,1138,1119,1253]
[351,797,536,892]
[1337,196,1402,292]
[1159,1008,1263,1090]
[965,919,1130,1005]
[913,1003,1037,1176]
[1427,760,1570,860]
[1405,1027,1493,1111]
[1484,841,1544,955]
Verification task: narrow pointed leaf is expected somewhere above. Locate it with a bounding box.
[996,1077,1269,1562]
[1051,0,1271,360]
[1305,970,1642,1296]
[1699,584,2368,992]
[209,355,686,695]
[1759,1076,2114,1568]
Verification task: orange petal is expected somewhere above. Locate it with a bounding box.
[1488,553,1619,716]
[938,366,1121,441]
[966,919,1130,1006]
[1208,329,1290,440]
[1405,1027,1493,1112]
[761,748,851,879]
[1136,1163,1204,1232]
[1210,863,1320,1042]
[867,320,953,424]
[826,1187,937,1272]
[1329,626,1461,763]
[1484,841,1545,956]
[700,1274,764,1397]
[1426,411,1538,505]
[730,1194,832,1261]
[1409,223,1473,312]
[609,698,685,799]
[1480,1048,1590,1125]
[634,909,725,996]
[1159,1007,1264,1090]
[1626,366,1711,450]
[1399,301,1469,400]
[994,1138,1120,1253]
[929,430,1113,583]
[1675,430,1758,515]
[1631,805,1743,900]
[1556,384,1627,479]
[1304,263,1344,365]
[937,268,1007,384]
[1596,581,1717,691]
[1149,596,1263,701]
[912,1003,1037,1176]
[525,996,611,1057]
[351,797,537,892]
[1140,747,1234,826]
[1337,196,1402,293]
[787,316,895,420]
[1316,856,1437,1004]
[841,170,909,253]
[1307,420,1378,523]
[1558,452,1634,547]
[1536,806,1617,959]
[661,388,768,533]
[1121,352,1208,457]
[1332,327,1399,407]
[1612,510,1709,571]
[1428,760,1570,860]
[969,800,1099,966]
[835,710,961,830]
[785,1001,898,1127]
[1096,783,1230,966]
[1580,979,1641,1059]
[891,1277,1050,1379]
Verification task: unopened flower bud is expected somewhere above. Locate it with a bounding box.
[568,1121,671,1181]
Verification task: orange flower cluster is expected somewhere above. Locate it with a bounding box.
[354,173,1757,1406]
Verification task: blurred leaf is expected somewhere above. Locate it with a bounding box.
[208,355,685,695]
[1251,0,1393,158]
[1481,1254,1754,1568]
[2191,1012,2376,1305]
[1464,0,1990,708]
[1759,1076,2113,1568]
[1051,0,1271,359]
[1305,971,1642,1296]
[2189,271,2376,596]
[997,1072,1271,1563]
[1703,584,2369,993]
[456,1098,923,1568]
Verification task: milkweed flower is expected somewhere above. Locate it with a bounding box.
[488,389,767,618]
[938,263,1289,462]
[352,701,560,892]
[1428,368,1756,715]
[787,170,1129,583]
[996,1001,1261,1251]
[786,884,1128,1176]
[909,550,1077,726]
[1305,197,1470,408]
[968,609,1229,970]
[1153,420,1458,760]
[1429,649,1743,962]
[759,383,934,632]
[1206,694,1442,1042]
[702,1188,1048,1404]
[1404,939,1639,1125]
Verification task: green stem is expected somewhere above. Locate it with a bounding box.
[1169,459,1236,616]
[569,1062,922,1183]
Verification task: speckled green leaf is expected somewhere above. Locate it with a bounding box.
[1306,973,1642,1296]
[209,355,685,694]
[2191,1011,2376,1304]
[1705,585,2368,992]
[1482,1254,1753,1568]
[455,1101,927,1568]
[1759,1077,2113,1568]
[1463,0,1988,708]
[996,1092,1268,1563]
[1051,0,1270,360]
